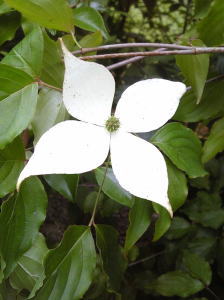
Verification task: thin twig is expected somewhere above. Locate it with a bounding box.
[186,74,224,92]
[37,80,62,92]
[107,56,144,71]
[107,48,166,70]
[80,47,224,60]
[128,251,166,267]
[205,287,221,300]
[88,162,109,226]
[72,43,193,55]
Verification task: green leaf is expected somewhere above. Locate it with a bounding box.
[176,40,209,104]
[0,0,12,14]
[194,0,213,18]
[95,224,126,292]
[40,32,64,88]
[35,226,96,300]
[166,217,191,240]
[9,233,48,293]
[202,117,224,162]
[152,159,188,241]
[0,83,38,149]
[5,0,74,32]
[0,177,47,278]
[0,64,34,101]
[189,239,217,261]
[151,123,207,178]
[153,204,171,241]
[124,198,152,252]
[166,158,188,211]
[32,88,68,144]
[184,191,224,229]
[79,30,103,48]
[0,280,22,299]
[95,167,134,207]
[2,27,44,77]
[198,0,224,45]
[0,137,25,197]
[0,11,20,46]
[174,80,224,122]
[182,251,212,286]
[44,174,79,202]
[73,6,109,38]
[151,271,204,297]
[62,30,102,52]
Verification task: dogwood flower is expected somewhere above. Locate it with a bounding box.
[17,43,186,215]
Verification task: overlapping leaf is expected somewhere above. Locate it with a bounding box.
[0,177,47,278]
[0,83,38,149]
[5,0,74,32]
[35,226,96,300]
[0,137,25,197]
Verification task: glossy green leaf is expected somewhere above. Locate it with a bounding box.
[166,217,191,240]
[73,6,109,38]
[40,32,64,88]
[176,40,209,104]
[0,64,34,101]
[166,158,188,211]
[182,251,212,286]
[63,30,103,52]
[202,117,224,162]
[0,137,25,197]
[95,224,126,292]
[35,226,96,300]
[0,11,20,46]
[151,123,207,178]
[153,204,171,241]
[2,27,44,77]
[32,88,68,144]
[198,0,224,45]
[174,80,224,122]
[0,83,38,149]
[44,174,79,202]
[125,198,152,252]
[5,0,74,32]
[95,167,134,207]
[9,233,48,293]
[151,271,204,297]
[0,177,47,278]
[79,30,103,48]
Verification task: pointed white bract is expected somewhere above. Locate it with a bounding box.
[62,42,115,125]
[17,44,187,215]
[115,79,186,132]
[17,121,110,189]
[110,130,172,215]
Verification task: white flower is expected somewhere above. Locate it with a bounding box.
[17,43,186,215]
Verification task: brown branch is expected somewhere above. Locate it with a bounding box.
[79,47,224,60]
[107,48,166,70]
[72,43,192,55]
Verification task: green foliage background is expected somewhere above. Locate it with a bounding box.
[0,0,224,299]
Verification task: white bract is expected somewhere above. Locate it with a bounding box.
[17,43,186,215]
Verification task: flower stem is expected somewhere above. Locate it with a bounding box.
[37,80,62,92]
[70,30,82,49]
[88,162,109,226]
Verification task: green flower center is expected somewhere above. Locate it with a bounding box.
[105,116,120,132]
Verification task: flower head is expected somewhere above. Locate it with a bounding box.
[17,43,186,215]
